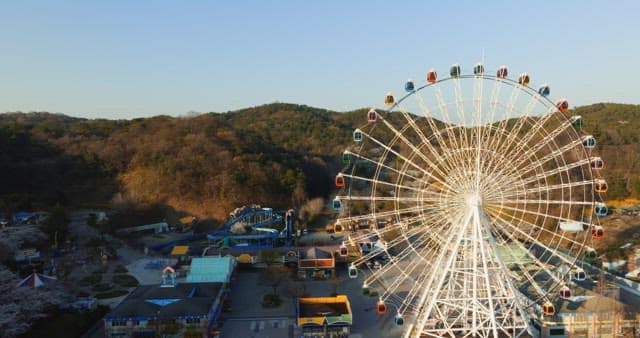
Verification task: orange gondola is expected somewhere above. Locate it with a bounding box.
[384,92,395,107]
[594,179,608,193]
[542,302,555,316]
[518,73,530,86]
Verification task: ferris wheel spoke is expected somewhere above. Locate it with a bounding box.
[355,128,456,192]
[499,180,594,200]
[413,90,459,167]
[512,138,587,178]
[486,207,587,262]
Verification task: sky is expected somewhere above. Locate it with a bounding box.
[1,1,638,119]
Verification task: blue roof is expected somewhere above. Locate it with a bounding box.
[186,256,235,283]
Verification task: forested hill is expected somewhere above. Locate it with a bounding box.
[0,102,639,224]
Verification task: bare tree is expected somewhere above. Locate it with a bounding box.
[0,265,71,337]
[258,265,290,296]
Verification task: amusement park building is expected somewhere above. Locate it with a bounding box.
[297,295,352,338]
[103,282,225,338]
[297,247,335,280]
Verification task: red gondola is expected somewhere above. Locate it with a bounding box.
[335,174,345,188]
[367,109,377,123]
[559,286,571,299]
[426,69,437,83]
[590,157,604,170]
[556,99,569,113]
[376,299,387,315]
[592,225,604,239]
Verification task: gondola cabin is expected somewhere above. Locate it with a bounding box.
[573,268,587,281]
[556,99,569,113]
[582,135,596,149]
[592,225,604,239]
[594,179,608,193]
[496,65,508,79]
[384,92,395,107]
[559,286,571,299]
[334,223,344,234]
[542,302,555,316]
[473,63,484,75]
[405,80,415,92]
[595,202,608,217]
[332,198,342,211]
[538,85,550,97]
[348,265,358,278]
[584,248,597,262]
[518,73,530,86]
[376,300,387,315]
[342,151,351,164]
[590,157,604,170]
[339,243,348,257]
[450,64,461,78]
[367,109,377,123]
[335,174,346,188]
[571,115,583,130]
[353,129,363,142]
[427,69,437,83]
[361,284,370,295]
[394,314,404,326]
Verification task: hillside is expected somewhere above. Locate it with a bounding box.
[0,102,639,227]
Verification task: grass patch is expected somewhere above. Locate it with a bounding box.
[19,305,110,338]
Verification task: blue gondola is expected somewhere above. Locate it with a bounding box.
[394,313,404,326]
[332,198,342,211]
[473,63,484,75]
[353,129,363,142]
[595,202,608,217]
[367,109,377,123]
[496,65,508,79]
[518,73,530,86]
[538,85,550,97]
[405,80,415,92]
[450,64,461,78]
[582,135,596,149]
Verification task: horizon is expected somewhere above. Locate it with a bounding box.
[2,1,639,119]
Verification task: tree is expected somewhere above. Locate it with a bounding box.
[258,266,290,296]
[258,249,280,268]
[0,225,47,264]
[0,265,71,337]
[43,205,69,247]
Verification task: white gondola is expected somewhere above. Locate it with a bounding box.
[353,128,363,142]
[348,265,358,279]
[339,243,348,257]
[582,135,596,149]
[573,268,587,281]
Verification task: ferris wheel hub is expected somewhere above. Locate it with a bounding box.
[465,193,483,207]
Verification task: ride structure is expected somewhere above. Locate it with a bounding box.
[206,206,294,249]
[333,63,608,338]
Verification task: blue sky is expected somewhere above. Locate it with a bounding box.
[1,1,638,119]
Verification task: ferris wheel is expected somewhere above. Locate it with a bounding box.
[332,63,608,338]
